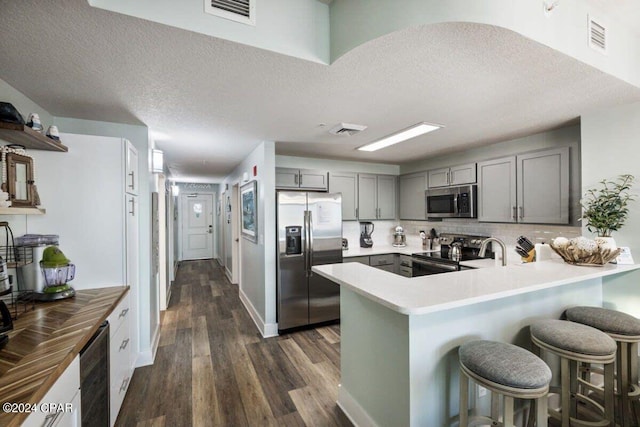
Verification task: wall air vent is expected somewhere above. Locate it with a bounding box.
[205,0,255,26]
[588,15,607,53]
[329,123,367,136]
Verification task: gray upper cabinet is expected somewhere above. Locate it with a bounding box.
[517,147,569,224]
[276,168,328,191]
[357,174,378,220]
[478,147,570,224]
[477,156,517,222]
[427,163,476,188]
[329,172,358,220]
[399,172,428,220]
[357,174,396,220]
[376,175,397,219]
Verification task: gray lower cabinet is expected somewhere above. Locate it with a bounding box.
[478,147,569,224]
[357,174,397,220]
[276,168,328,191]
[329,172,358,220]
[399,172,428,220]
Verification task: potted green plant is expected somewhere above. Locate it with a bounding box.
[581,174,635,248]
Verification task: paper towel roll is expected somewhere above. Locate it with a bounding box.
[535,243,554,261]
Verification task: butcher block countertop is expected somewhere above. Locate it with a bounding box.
[0,286,128,427]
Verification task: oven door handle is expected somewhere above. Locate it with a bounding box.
[453,195,459,215]
[411,258,459,272]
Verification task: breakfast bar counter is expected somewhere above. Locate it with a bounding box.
[312,260,640,426]
[0,287,128,427]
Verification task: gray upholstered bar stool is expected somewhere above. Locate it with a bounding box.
[566,306,640,427]
[459,340,552,427]
[530,319,617,427]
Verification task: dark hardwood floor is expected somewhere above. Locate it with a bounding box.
[116,260,351,427]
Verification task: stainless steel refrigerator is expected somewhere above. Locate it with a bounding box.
[277,191,342,331]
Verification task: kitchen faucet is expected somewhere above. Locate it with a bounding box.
[479,237,507,266]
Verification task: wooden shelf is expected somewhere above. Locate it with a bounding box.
[0,122,68,152]
[0,207,46,215]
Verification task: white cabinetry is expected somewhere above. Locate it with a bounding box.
[428,163,476,188]
[108,292,134,426]
[276,168,328,191]
[357,174,396,220]
[399,172,428,220]
[125,142,139,196]
[23,356,81,427]
[329,172,358,220]
[477,147,569,224]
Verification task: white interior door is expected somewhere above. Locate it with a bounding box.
[181,193,214,260]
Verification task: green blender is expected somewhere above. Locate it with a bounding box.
[38,246,76,301]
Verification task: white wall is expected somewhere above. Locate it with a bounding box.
[89,0,330,64]
[581,101,640,317]
[276,155,400,175]
[330,0,640,88]
[222,141,277,336]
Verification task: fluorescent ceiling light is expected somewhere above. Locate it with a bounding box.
[357,122,442,152]
[152,149,164,173]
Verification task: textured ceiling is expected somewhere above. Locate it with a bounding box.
[1,0,639,182]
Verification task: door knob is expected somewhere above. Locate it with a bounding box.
[208,225,212,234]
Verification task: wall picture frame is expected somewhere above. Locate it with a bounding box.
[240,180,258,243]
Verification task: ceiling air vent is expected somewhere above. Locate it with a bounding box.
[588,15,607,53]
[205,0,256,26]
[329,123,367,136]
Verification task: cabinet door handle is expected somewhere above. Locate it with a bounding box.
[128,171,135,190]
[129,198,135,216]
[294,174,298,185]
[299,173,303,186]
[43,412,62,427]
[512,206,517,220]
[446,171,450,184]
[519,206,524,220]
[451,171,455,184]
[119,307,129,318]
[354,207,358,218]
[120,338,130,351]
[120,376,130,393]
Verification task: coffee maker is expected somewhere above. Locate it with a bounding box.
[359,222,374,248]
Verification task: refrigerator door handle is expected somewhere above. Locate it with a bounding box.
[308,210,314,277]
[304,210,310,277]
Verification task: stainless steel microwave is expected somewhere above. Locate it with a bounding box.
[425,184,477,218]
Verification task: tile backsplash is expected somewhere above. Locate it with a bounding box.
[400,219,581,247]
[342,219,581,249]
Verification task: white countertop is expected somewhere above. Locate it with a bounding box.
[312,260,640,316]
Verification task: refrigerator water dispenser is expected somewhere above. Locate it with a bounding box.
[285,226,302,255]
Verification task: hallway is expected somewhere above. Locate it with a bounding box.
[116,260,351,427]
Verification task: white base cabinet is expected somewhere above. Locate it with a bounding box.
[108,292,134,426]
[23,356,81,427]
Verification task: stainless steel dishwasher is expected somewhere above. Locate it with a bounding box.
[80,321,109,427]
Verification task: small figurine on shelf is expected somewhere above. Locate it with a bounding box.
[46,125,60,141]
[26,113,43,132]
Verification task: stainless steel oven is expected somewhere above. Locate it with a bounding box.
[425,184,477,218]
[411,257,460,276]
[411,233,491,277]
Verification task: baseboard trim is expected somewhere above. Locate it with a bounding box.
[337,385,379,427]
[238,289,278,338]
[136,349,154,367]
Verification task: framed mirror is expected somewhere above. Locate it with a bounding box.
[6,152,35,207]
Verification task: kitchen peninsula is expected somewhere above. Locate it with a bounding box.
[313,260,640,426]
